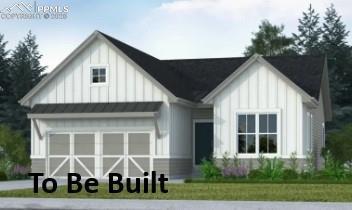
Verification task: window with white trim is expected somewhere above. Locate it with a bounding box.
[91,67,106,83]
[237,112,278,154]
[238,114,256,153]
[259,114,277,153]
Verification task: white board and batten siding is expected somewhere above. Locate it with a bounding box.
[30,38,172,159]
[169,104,192,158]
[213,61,309,159]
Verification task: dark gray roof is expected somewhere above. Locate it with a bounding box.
[164,55,325,101]
[98,31,325,102]
[30,102,163,114]
[99,32,195,101]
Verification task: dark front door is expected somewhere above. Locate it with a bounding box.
[194,121,213,165]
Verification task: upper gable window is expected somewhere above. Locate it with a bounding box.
[91,66,108,85]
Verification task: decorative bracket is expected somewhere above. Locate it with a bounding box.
[153,113,161,139]
[32,119,43,140]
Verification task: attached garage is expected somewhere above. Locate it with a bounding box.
[47,132,152,178]
[29,102,160,179]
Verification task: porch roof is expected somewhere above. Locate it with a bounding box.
[27,102,162,119]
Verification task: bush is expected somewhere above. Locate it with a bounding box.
[248,157,285,180]
[221,152,230,168]
[248,169,263,179]
[0,171,7,181]
[0,125,29,165]
[200,158,221,180]
[222,166,248,178]
[257,153,266,170]
[9,164,30,180]
[283,169,299,180]
[322,150,347,180]
[289,152,298,172]
[313,170,331,180]
[303,151,315,179]
[261,158,284,180]
[325,124,352,164]
[0,159,13,175]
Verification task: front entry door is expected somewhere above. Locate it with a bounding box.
[194,121,213,165]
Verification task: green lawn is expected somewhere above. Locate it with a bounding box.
[1,183,352,202]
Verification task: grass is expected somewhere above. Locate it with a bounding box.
[185,177,352,184]
[0,183,352,202]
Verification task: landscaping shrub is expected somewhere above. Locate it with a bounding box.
[257,153,266,170]
[0,171,7,181]
[260,157,284,180]
[0,125,29,165]
[248,155,284,180]
[325,124,352,164]
[248,169,263,179]
[289,152,298,171]
[313,170,331,180]
[282,169,299,180]
[222,166,248,178]
[0,159,13,176]
[233,153,240,167]
[9,164,30,180]
[222,151,230,168]
[200,158,221,180]
[322,150,347,180]
[302,151,315,179]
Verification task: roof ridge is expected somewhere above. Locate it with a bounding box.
[97,31,161,61]
[162,57,250,61]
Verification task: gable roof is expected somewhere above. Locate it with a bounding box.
[163,55,325,102]
[20,30,326,106]
[100,31,325,102]
[98,32,196,101]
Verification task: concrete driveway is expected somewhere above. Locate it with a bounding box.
[0,198,351,210]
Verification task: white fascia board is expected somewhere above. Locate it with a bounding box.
[27,112,157,119]
[19,31,101,107]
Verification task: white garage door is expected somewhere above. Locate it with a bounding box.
[48,132,151,178]
[48,133,96,178]
[102,132,151,178]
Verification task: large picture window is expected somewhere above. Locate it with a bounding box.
[237,112,278,154]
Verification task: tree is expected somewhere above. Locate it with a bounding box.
[322,4,351,106]
[1,31,46,136]
[10,31,46,100]
[0,34,11,124]
[319,4,352,132]
[293,4,322,55]
[244,20,295,56]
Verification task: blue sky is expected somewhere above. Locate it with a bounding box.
[1,0,352,72]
